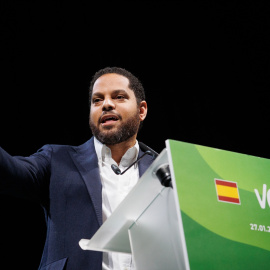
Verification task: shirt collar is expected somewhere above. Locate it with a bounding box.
[94,137,139,167]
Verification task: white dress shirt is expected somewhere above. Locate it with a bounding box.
[94,137,139,270]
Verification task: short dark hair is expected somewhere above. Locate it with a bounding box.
[89,67,145,107]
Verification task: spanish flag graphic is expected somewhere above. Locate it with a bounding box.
[215,179,241,204]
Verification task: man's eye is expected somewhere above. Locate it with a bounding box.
[93,98,102,103]
[116,95,125,100]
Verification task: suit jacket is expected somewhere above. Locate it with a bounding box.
[0,137,155,270]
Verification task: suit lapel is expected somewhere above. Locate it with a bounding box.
[69,138,156,227]
[69,138,102,226]
[138,148,155,177]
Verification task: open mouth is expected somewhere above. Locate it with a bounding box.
[100,114,120,125]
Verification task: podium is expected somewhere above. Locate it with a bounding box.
[79,140,270,269]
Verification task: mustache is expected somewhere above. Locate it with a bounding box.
[98,111,122,124]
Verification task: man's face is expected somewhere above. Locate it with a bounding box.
[89,73,147,145]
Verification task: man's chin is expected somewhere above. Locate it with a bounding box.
[100,124,117,131]
[94,126,121,141]
[90,113,140,145]
[95,132,124,145]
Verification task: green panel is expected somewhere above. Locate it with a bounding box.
[167,140,270,269]
[182,212,270,269]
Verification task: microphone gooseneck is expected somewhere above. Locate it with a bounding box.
[111,150,152,175]
[138,142,158,158]
[110,142,173,188]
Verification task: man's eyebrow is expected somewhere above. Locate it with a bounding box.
[92,89,129,97]
[112,89,129,95]
[91,92,103,97]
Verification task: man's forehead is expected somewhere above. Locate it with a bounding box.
[94,73,129,87]
[92,74,132,94]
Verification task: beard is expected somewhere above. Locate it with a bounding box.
[89,111,141,145]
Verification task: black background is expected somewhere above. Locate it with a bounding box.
[0,1,270,269]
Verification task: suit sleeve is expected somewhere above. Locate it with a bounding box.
[0,145,52,202]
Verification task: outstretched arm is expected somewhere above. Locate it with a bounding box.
[0,145,51,202]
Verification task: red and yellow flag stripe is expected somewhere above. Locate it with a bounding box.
[215,179,240,204]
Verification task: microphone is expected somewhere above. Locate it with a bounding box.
[111,142,159,175]
[111,142,173,188]
[111,150,153,175]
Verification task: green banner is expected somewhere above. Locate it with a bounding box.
[168,139,270,269]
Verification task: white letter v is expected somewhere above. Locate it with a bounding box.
[254,184,267,209]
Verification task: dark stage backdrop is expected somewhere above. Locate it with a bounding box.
[0,1,270,269]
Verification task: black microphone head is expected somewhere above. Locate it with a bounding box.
[111,164,121,175]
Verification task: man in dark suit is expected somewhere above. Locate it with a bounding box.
[0,67,156,270]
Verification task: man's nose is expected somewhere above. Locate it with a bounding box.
[102,98,115,111]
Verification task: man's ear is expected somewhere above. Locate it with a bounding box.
[139,101,147,121]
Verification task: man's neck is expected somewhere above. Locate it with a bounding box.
[106,136,137,165]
